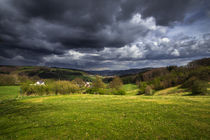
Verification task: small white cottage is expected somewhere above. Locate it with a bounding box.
[85,82,91,88]
[34,80,45,85]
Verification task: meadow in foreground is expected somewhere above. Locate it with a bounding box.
[0,86,210,140]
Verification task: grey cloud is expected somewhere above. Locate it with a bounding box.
[0,0,210,70]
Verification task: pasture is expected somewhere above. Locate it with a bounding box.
[0,86,210,139]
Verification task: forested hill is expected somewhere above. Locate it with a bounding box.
[87,68,152,76]
[0,66,93,82]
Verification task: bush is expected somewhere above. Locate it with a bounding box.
[109,77,123,90]
[111,89,126,95]
[92,76,105,89]
[191,80,209,95]
[86,88,111,95]
[21,80,80,96]
[72,78,85,88]
[52,81,80,95]
[138,82,154,95]
[181,77,198,89]
[138,82,148,95]
[144,85,154,96]
[21,84,49,96]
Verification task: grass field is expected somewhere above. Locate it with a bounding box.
[0,86,20,102]
[122,84,139,95]
[0,86,210,139]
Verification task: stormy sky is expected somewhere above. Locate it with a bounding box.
[0,0,210,70]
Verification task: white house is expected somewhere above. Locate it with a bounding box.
[34,80,45,85]
[85,82,91,88]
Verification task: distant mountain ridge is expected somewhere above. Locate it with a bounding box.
[86,68,152,76]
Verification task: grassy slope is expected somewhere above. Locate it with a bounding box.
[154,86,190,96]
[122,84,139,95]
[155,84,210,96]
[0,86,210,140]
[0,86,20,102]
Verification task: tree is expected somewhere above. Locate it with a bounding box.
[72,78,85,88]
[145,85,153,95]
[92,76,105,89]
[191,80,209,95]
[138,82,148,95]
[109,76,123,90]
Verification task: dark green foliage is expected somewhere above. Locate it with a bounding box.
[138,82,154,95]
[118,58,210,96]
[38,69,82,79]
[141,68,169,81]
[144,65,209,95]
[182,77,198,89]
[167,65,178,72]
[188,66,210,81]
[111,89,126,95]
[191,80,209,95]
[138,82,148,95]
[152,78,162,90]
[120,74,137,84]
[86,88,109,95]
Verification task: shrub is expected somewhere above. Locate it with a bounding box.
[138,82,148,95]
[52,81,80,95]
[111,89,126,95]
[86,88,98,94]
[182,77,198,89]
[21,80,80,96]
[92,76,105,89]
[21,84,49,96]
[86,88,111,95]
[109,77,123,90]
[144,85,154,96]
[191,80,209,95]
[72,78,85,88]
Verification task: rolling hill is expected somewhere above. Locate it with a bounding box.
[0,66,94,81]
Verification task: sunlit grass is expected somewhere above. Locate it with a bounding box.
[122,84,139,95]
[0,86,210,139]
[0,86,20,102]
[154,86,191,96]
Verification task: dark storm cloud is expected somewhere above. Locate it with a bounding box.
[0,0,210,69]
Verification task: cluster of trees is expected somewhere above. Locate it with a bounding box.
[21,76,126,96]
[86,76,125,95]
[136,58,210,95]
[21,80,80,96]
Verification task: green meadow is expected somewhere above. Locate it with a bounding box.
[0,86,210,140]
